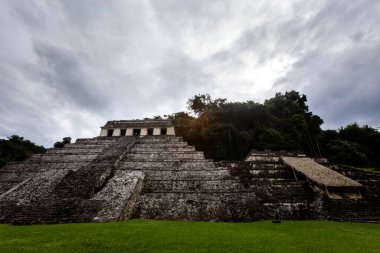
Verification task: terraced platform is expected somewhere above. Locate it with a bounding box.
[0,135,378,224]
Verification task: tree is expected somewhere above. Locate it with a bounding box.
[326,140,368,166]
[0,135,46,168]
[320,123,380,166]
[54,137,71,148]
[187,94,227,115]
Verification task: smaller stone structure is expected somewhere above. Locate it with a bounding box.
[281,156,362,199]
[99,119,175,137]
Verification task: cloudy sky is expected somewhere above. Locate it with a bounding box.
[1,0,379,147]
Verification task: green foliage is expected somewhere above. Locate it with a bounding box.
[0,135,46,168]
[54,137,71,149]
[173,92,380,166]
[326,140,368,165]
[258,128,287,150]
[0,220,379,253]
[173,91,323,161]
[187,94,227,115]
[320,123,380,166]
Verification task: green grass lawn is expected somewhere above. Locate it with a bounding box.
[0,220,379,253]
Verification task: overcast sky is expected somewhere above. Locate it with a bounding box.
[1,0,379,147]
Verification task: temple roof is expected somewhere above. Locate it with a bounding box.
[102,119,173,129]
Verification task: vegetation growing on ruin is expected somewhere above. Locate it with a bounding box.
[0,135,46,168]
[171,91,380,167]
[0,220,379,253]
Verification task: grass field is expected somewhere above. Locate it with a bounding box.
[0,220,379,253]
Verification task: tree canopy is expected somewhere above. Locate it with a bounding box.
[0,135,46,168]
[322,123,380,166]
[171,91,380,166]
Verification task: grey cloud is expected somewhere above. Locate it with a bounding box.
[8,1,47,29]
[305,44,380,128]
[107,50,211,119]
[263,0,380,128]
[275,40,380,128]
[154,51,211,98]
[32,42,107,111]
[0,77,55,146]
[1,0,380,148]
[57,0,109,26]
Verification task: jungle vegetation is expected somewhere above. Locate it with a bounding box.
[170,91,380,166]
[0,135,46,168]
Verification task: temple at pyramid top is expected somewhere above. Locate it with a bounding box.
[99,119,175,137]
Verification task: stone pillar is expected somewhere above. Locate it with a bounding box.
[167,127,175,135]
[113,128,121,136]
[126,128,133,136]
[99,129,108,137]
[141,128,147,136]
[153,128,161,135]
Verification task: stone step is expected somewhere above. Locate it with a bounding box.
[2,162,90,171]
[52,143,111,150]
[118,161,216,170]
[127,150,202,155]
[133,143,192,149]
[119,169,293,180]
[28,154,98,162]
[47,148,104,154]
[138,192,313,201]
[220,162,284,171]
[130,147,196,152]
[134,137,184,144]
[34,152,101,157]
[0,171,40,180]
[123,152,205,161]
[0,162,90,173]
[142,179,309,193]
[75,138,117,144]
[64,143,112,148]
[139,170,231,180]
[220,161,283,167]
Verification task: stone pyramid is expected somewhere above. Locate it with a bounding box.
[0,120,379,224]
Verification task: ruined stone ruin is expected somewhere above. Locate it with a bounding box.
[0,119,379,224]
